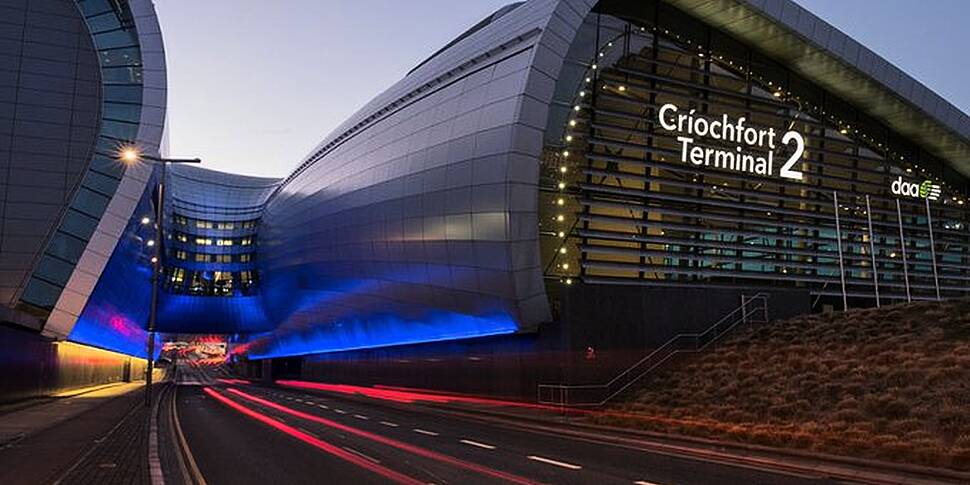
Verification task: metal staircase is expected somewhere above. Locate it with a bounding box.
[537,293,769,407]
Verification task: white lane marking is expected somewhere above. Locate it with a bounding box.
[379,421,398,428]
[342,446,380,464]
[305,402,315,406]
[527,455,582,470]
[334,409,347,414]
[634,481,661,485]
[297,427,319,439]
[413,428,439,436]
[296,399,304,403]
[318,404,329,409]
[353,414,369,420]
[459,439,496,450]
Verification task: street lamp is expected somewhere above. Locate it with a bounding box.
[115,145,201,406]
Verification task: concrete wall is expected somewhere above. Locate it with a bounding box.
[0,325,146,404]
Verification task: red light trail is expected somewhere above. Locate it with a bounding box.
[226,388,544,485]
[202,387,423,485]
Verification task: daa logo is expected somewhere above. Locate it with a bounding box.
[891,176,941,201]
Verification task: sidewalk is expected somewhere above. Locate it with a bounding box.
[0,376,169,485]
[0,382,143,447]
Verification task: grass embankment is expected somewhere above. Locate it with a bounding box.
[595,298,970,470]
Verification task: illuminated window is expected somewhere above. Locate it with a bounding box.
[195,253,209,262]
[216,239,233,246]
[195,238,212,245]
[169,268,185,284]
[175,250,187,260]
[239,254,252,263]
[177,233,188,243]
[240,237,252,246]
[213,271,233,294]
[215,254,232,263]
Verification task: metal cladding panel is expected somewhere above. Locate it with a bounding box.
[167,164,280,222]
[0,0,102,307]
[42,0,168,353]
[247,0,600,358]
[65,188,158,358]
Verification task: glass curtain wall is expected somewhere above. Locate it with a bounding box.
[540,0,970,307]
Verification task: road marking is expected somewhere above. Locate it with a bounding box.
[171,386,207,485]
[297,427,319,439]
[318,404,329,409]
[527,455,582,470]
[342,446,380,464]
[635,481,661,485]
[413,428,439,436]
[296,399,304,403]
[305,402,316,406]
[379,421,398,427]
[334,409,347,414]
[459,439,496,450]
[353,414,369,420]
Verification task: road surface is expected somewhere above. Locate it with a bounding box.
[174,363,835,485]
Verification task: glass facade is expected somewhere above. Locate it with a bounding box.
[540,1,970,307]
[161,165,277,299]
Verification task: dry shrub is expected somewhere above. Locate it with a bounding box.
[600,297,970,470]
[951,448,970,470]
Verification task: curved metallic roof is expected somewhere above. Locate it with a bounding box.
[668,0,970,176]
[167,164,281,221]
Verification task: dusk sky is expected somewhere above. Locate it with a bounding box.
[153,0,970,177]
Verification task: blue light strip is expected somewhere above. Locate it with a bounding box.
[246,311,519,360]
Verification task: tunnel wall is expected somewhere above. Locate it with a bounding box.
[247,286,810,401]
[0,325,147,404]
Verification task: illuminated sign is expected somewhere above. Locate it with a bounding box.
[891,176,940,201]
[657,103,805,181]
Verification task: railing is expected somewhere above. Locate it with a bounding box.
[537,293,769,407]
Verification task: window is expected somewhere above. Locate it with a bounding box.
[175,250,187,260]
[213,271,233,294]
[239,254,252,263]
[195,238,212,246]
[217,239,233,246]
[169,268,185,284]
[240,237,253,246]
[216,222,235,230]
[215,254,232,263]
[177,233,188,243]
[195,253,209,262]
[195,220,213,229]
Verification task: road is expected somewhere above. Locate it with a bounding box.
[173,363,836,485]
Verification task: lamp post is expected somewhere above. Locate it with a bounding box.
[117,146,201,406]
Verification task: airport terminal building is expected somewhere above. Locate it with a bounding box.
[2,0,970,380]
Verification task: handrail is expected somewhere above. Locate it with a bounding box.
[538,293,769,406]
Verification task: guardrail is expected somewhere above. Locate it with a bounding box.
[538,293,769,407]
